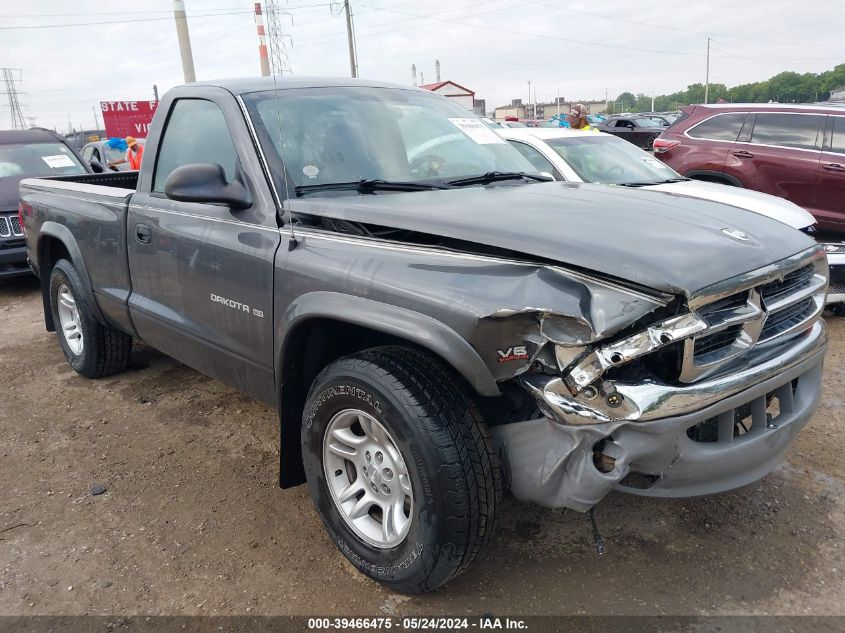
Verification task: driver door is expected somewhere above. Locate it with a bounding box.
[127,94,281,403]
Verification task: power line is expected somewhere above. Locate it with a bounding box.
[0,5,336,30]
[0,4,334,18]
[526,0,843,49]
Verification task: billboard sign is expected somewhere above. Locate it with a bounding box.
[100,100,159,138]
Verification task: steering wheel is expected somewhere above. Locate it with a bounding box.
[606,165,626,182]
[410,153,447,178]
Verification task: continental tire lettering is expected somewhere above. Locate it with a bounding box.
[306,384,384,429]
[338,538,422,576]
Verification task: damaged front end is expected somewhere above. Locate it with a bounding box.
[490,246,829,511]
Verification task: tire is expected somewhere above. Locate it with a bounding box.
[49,259,132,378]
[645,134,658,151]
[301,346,502,594]
[830,303,845,317]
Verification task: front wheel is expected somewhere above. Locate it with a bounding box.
[301,346,502,594]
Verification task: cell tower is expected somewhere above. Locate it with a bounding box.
[264,0,292,76]
[1,68,26,130]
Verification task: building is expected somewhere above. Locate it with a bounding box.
[418,80,476,111]
[493,98,609,121]
[830,86,845,102]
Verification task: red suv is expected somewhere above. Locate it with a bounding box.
[654,103,845,233]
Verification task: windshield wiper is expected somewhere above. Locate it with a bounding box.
[617,177,691,187]
[295,179,446,197]
[445,171,552,187]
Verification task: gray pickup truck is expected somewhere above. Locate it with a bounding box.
[20,78,829,593]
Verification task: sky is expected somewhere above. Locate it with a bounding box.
[2,0,844,132]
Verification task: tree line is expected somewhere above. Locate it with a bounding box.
[610,63,845,113]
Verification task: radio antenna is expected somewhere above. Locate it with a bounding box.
[264,0,297,250]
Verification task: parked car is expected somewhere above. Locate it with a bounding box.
[0,128,89,279]
[653,103,845,233]
[499,127,844,309]
[81,138,145,172]
[597,115,667,149]
[63,129,106,151]
[21,77,829,593]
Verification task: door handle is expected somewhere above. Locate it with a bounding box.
[135,223,152,244]
[822,163,845,172]
[732,150,754,159]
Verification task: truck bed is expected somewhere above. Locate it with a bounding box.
[34,170,139,191]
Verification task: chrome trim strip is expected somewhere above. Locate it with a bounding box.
[236,94,284,212]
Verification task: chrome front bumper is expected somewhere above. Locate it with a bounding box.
[522,320,827,425]
[493,321,827,511]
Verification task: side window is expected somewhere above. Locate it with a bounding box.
[615,120,630,128]
[508,140,560,179]
[81,146,93,161]
[153,99,239,193]
[750,113,824,150]
[687,112,747,141]
[829,116,845,155]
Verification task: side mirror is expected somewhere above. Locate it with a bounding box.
[164,163,251,209]
[89,159,104,173]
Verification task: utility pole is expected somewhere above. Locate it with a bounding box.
[153,84,159,101]
[704,36,711,104]
[1,68,26,130]
[557,88,560,116]
[344,0,358,78]
[527,80,531,118]
[265,0,293,75]
[651,86,655,112]
[173,0,196,83]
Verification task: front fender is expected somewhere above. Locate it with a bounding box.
[277,291,500,397]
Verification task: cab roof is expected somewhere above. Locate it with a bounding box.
[0,128,66,144]
[184,76,418,96]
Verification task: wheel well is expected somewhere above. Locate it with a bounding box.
[37,236,72,332]
[686,171,743,187]
[277,318,467,488]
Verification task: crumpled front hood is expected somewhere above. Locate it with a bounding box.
[290,181,817,296]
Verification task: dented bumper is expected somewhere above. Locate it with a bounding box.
[492,321,826,511]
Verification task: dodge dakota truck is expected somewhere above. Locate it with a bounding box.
[20,78,828,594]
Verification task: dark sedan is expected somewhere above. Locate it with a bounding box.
[0,129,89,278]
[597,116,667,150]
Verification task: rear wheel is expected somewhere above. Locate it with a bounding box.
[301,346,501,594]
[49,259,132,378]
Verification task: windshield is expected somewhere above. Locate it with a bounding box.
[0,142,86,178]
[546,135,682,185]
[243,87,538,194]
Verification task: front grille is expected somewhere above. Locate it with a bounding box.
[0,216,9,238]
[7,214,23,236]
[760,297,815,340]
[679,253,826,383]
[759,264,814,303]
[694,324,743,360]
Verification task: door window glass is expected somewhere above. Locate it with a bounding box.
[687,112,747,141]
[750,113,824,150]
[508,140,559,178]
[153,99,239,192]
[829,116,845,155]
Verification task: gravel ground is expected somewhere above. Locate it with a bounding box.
[1,275,843,617]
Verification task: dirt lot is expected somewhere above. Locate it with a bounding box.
[0,275,843,618]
